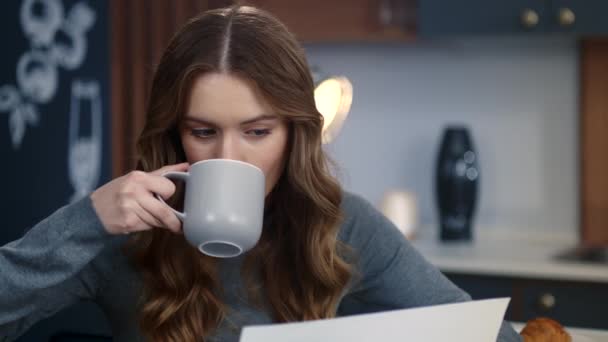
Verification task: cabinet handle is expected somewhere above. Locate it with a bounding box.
[538,293,556,311]
[521,9,540,28]
[558,8,576,27]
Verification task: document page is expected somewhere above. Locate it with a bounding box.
[240,298,510,342]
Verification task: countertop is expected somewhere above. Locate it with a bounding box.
[410,227,608,283]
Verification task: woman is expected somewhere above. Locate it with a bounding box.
[0,5,521,342]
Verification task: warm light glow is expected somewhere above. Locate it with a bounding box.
[314,76,352,144]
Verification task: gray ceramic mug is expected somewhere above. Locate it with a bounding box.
[158,159,265,258]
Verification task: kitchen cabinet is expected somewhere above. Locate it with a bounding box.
[444,274,517,319]
[548,1,608,35]
[212,1,608,41]
[412,229,608,330]
[447,273,608,330]
[521,279,608,329]
[225,0,416,42]
[419,0,608,36]
[419,1,546,36]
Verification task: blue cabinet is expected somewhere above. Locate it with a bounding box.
[419,0,608,36]
[522,280,608,330]
[446,273,608,330]
[445,274,517,319]
[548,0,608,35]
[419,1,546,36]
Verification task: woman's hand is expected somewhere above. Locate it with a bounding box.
[90,163,189,235]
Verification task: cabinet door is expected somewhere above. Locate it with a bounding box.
[445,273,518,320]
[419,0,547,36]
[548,0,608,35]
[522,281,608,330]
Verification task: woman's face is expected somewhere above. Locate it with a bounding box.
[180,72,289,195]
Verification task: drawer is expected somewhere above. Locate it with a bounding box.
[522,280,608,330]
[445,273,516,320]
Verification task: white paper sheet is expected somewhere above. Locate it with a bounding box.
[240,298,510,342]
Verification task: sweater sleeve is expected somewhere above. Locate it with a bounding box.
[0,196,120,341]
[337,192,522,342]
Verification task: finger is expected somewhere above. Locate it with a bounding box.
[137,192,183,234]
[132,201,164,231]
[145,163,189,199]
[122,170,176,200]
[141,174,178,200]
[150,162,190,176]
[120,207,153,234]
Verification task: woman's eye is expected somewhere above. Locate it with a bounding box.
[191,128,216,138]
[247,128,271,137]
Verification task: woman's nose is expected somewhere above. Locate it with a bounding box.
[217,134,242,161]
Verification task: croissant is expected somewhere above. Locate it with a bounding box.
[520,317,572,342]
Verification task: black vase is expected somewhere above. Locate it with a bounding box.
[435,126,479,242]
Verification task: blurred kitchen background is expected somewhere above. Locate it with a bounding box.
[315,37,577,231]
[1,0,607,341]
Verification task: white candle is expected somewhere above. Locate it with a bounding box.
[379,190,418,240]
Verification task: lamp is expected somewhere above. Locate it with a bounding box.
[312,69,353,144]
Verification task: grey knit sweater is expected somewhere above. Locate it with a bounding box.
[0,192,521,341]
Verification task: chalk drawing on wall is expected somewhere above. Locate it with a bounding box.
[0,85,39,148]
[68,80,101,203]
[1,0,96,149]
[50,2,95,70]
[17,50,59,104]
[21,0,64,47]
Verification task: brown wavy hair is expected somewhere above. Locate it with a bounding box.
[128,5,353,341]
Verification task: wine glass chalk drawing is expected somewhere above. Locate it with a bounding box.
[68,80,102,203]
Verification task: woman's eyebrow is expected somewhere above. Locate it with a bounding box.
[182,116,216,126]
[182,113,278,126]
[240,114,279,125]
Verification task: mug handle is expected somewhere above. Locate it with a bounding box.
[155,171,189,221]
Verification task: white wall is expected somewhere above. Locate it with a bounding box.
[305,37,578,232]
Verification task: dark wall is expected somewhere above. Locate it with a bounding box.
[0,0,112,340]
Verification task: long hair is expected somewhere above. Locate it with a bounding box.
[128,5,352,341]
